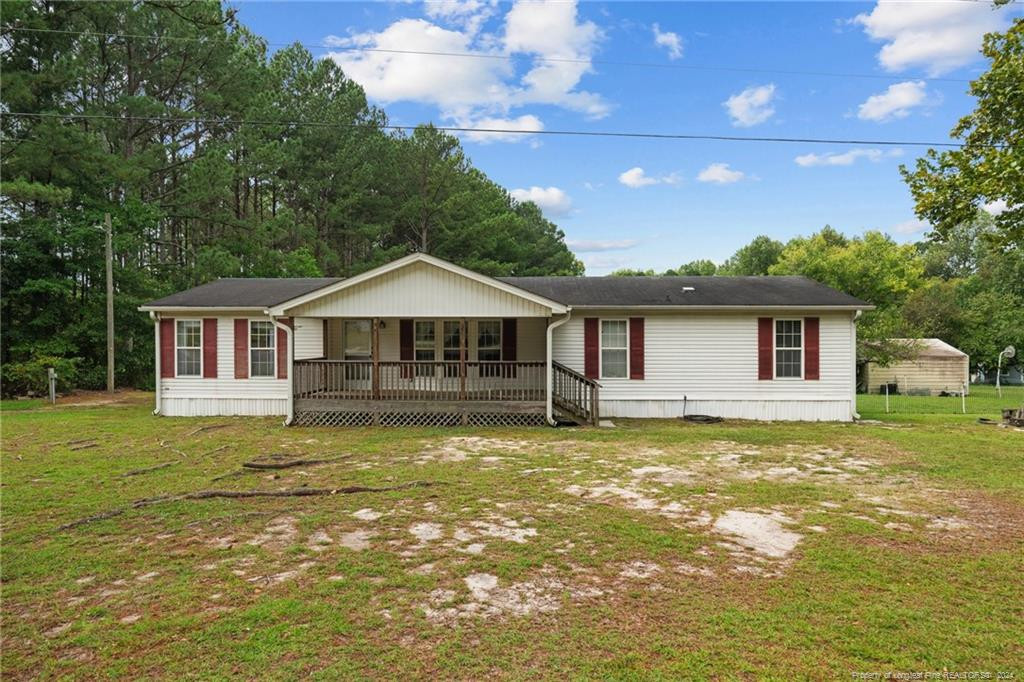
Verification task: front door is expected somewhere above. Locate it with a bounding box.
[343,319,372,392]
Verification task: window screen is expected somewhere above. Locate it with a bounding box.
[601,320,628,379]
[250,320,276,378]
[176,320,201,377]
[775,319,802,378]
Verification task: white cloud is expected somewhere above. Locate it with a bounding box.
[853,1,1012,76]
[325,0,608,144]
[857,80,929,122]
[982,199,1008,216]
[652,23,683,59]
[581,254,630,271]
[509,186,573,217]
[891,218,928,235]
[424,0,497,35]
[794,148,903,167]
[696,163,745,184]
[459,114,543,143]
[617,167,680,189]
[566,239,639,252]
[618,167,658,188]
[723,84,777,127]
[326,20,510,111]
[503,0,609,118]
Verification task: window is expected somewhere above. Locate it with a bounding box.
[344,319,371,380]
[176,320,201,377]
[477,320,501,376]
[601,320,628,379]
[775,319,802,378]
[443,321,461,377]
[414,321,435,376]
[250,320,276,378]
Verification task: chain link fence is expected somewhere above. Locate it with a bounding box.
[858,383,1024,416]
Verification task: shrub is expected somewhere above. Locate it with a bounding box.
[1,355,80,398]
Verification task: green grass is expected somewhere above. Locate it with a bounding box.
[858,383,1024,421]
[2,393,1022,680]
[1,398,47,411]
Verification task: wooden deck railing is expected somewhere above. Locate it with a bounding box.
[294,359,546,403]
[552,361,600,425]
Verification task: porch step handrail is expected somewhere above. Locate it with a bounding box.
[551,361,600,425]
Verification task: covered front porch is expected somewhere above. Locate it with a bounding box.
[292,317,552,425]
[268,254,597,427]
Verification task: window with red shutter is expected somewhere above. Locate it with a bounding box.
[276,318,292,380]
[202,319,217,378]
[629,318,644,380]
[804,317,820,380]
[757,317,773,380]
[234,319,248,379]
[159,318,174,379]
[399,319,414,378]
[583,317,599,379]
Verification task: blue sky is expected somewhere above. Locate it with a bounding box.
[235,1,1019,273]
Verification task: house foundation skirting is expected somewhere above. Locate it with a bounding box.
[291,399,547,427]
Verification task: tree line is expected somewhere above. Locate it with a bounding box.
[0,1,582,395]
[610,218,1024,375]
[1,4,1019,395]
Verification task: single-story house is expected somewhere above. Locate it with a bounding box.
[863,338,969,396]
[139,253,872,426]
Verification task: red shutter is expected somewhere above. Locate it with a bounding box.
[276,318,292,380]
[234,319,248,379]
[202,319,218,378]
[160,318,174,379]
[584,317,599,379]
[629,318,645,380]
[502,318,517,378]
[804,317,820,380]
[399,319,414,378]
[758,317,774,380]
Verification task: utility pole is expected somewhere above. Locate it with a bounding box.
[105,212,115,393]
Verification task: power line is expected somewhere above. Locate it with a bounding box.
[2,26,973,84]
[0,111,971,148]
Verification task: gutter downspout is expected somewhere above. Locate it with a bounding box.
[151,312,161,416]
[545,309,572,426]
[271,315,295,426]
[851,309,862,420]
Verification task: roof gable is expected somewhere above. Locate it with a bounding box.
[269,253,567,317]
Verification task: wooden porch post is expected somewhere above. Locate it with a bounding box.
[372,318,381,400]
[459,318,467,401]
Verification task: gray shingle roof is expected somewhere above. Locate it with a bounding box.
[143,277,343,308]
[143,273,871,309]
[499,276,870,308]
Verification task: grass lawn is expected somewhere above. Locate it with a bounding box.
[2,392,1022,679]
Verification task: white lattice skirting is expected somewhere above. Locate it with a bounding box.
[292,410,546,427]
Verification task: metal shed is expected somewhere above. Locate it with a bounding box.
[864,338,970,396]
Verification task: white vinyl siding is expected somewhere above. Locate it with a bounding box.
[553,310,856,421]
[160,313,289,416]
[286,260,553,318]
[293,318,324,360]
[175,320,201,377]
